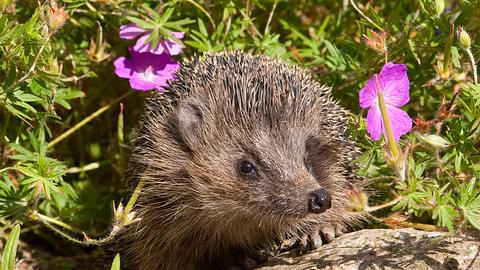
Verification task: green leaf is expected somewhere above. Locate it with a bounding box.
[125,16,156,29]
[198,18,208,37]
[432,204,456,230]
[110,253,121,270]
[1,224,21,270]
[4,62,17,88]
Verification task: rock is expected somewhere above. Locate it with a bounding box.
[257,228,480,270]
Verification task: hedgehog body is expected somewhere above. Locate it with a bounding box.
[117,52,363,270]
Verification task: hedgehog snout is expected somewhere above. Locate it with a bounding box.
[307,188,332,214]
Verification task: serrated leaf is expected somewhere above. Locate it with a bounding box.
[432,204,456,231]
[1,224,21,270]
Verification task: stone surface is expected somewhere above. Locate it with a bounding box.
[257,228,480,270]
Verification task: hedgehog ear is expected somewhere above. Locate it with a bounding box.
[176,98,204,149]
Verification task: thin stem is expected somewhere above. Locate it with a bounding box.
[31,168,147,247]
[36,214,87,245]
[365,196,402,212]
[184,0,216,29]
[65,162,100,174]
[375,75,400,158]
[466,49,478,84]
[34,210,122,246]
[264,0,278,35]
[35,212,79,232]
[47,91,132,148]
[349,0,384,32]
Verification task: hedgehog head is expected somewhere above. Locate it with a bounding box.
[166,53,351,221]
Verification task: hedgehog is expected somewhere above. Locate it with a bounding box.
[115,51,364,270]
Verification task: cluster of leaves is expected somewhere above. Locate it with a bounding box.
[0,0,479,268]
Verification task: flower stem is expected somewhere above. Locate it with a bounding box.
[185,0,216,29]
[264,0,278,35]
[47,91,132,148]
[466,48,478,84]
[375,75,399,158]
[349,0,384,32]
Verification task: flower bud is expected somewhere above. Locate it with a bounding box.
[417,133,451,149]
[457,27,471,49]
[49,2,68,32]
[347,188,368,212]
[87,22,110,62]
[363,29,387,53]
[434,0,445,17]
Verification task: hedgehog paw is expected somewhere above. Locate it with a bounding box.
[285,224,345,255]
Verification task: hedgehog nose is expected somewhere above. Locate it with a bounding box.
[308,188,332,214]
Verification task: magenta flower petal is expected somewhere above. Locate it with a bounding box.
[129,75,161,91]
[386,105,413,141]
[379,63,410,107]
[133,35,158,54]
[113,48,180,92]
[119,23,147,40]
[359,76,377,109]
[113,57,134,78]
[161,32,185,55]
[359,62,412,141]
[366,105,384,140]
[133,32,184,56]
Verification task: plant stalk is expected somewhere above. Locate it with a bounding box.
[48,91,132,148]
[466,49,478,84]
[375,75,399,158]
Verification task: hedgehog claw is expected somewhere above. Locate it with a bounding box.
[320,225,336,243]
[282,224,346,255]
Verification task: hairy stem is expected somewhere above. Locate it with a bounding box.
[375,75,399,158]
[466,49,478,84]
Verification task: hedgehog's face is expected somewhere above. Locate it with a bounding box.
[175,97,345,220]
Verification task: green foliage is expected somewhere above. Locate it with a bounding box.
[110,253,121,270]
[1,224,21,270]
[0,0,479,267]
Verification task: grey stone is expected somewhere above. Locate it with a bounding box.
[257,228,480,270]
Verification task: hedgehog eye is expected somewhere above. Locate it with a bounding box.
[239,159,257,176]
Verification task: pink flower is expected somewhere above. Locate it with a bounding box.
[119,23,184,55]
[359,63,412,141]
[114,48,180,92]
